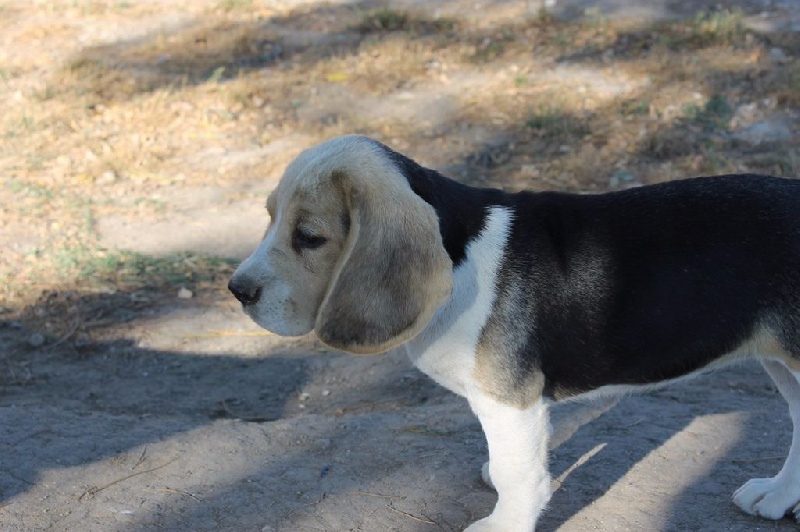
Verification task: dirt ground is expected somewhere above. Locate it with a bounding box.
[2,0,800,530]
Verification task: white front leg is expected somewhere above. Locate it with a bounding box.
[466,392,551,532]
[734,359,800,520]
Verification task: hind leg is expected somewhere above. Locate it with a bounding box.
[733,359,800,521]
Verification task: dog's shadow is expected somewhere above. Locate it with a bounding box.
[537,362,797,531]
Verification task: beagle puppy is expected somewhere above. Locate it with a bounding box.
[228,134,800,531]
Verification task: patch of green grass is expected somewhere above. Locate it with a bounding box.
[620,99,650,117]
[692,9,745,44]
[6,179,53,199]
[532,7,555,24]
[33,84,57,102]
[467,28,519,63]
[683,94,733,131]
[476,40,506,61]
[3,112,37,139]
[526,105,588,139]
[20,114,35,131]
[359,8,408,31]
[526,105,562,129]
[133,196,168,214]
[64,248,237,289]
[54,244,94,276]
[661,9,746,49]
[219,0,253,12]
[583,7,608,28]
[696,149,734,175]
[354,8,456,35]
[207,66,227,84]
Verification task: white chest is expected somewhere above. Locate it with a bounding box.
[405,207,512,398]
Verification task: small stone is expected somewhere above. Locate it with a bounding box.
[321,389,331,397]
[177,287,193,299]
[28,332,45,347]
[96,170,117,185]
[729,103,758,129]
[299,392,311,402]
[769,48,789,64]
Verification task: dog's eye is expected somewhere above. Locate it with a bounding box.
[292,228,327,251]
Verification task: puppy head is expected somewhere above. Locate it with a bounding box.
[229,135,453,354]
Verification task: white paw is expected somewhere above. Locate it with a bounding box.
[464,515,504,532]
[465,514,535,532]
[733,477,800,520]
[481,460,495,490]
[465,507,539,532]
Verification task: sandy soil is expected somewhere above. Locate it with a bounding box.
[2,0,800,531]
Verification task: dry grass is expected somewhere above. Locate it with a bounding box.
[2,1,798,331]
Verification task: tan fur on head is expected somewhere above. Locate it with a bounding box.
[231,135,453,354]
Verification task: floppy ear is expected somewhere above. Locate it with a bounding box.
[314,171,453,354]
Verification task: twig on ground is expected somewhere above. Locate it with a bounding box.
[386,503,437,525]
[553,442,607,486]
[132,445,147,470]
[352,490,405,500]
[44,319,81,351]
[78,457,178,501]
[158,486,203,502]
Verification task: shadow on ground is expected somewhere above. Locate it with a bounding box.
[3,293,798,530]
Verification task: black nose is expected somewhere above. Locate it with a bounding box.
[228,278,261,306]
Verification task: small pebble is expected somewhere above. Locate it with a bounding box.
[28,332,45,347]
[177,287,193,299]
[769,48,789,64]
[96,170,117,185]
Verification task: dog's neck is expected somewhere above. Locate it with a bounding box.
[374,141,509,267]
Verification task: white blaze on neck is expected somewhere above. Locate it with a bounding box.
[406,206,513,397]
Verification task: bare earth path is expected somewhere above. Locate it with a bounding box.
[2,0,800,530]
